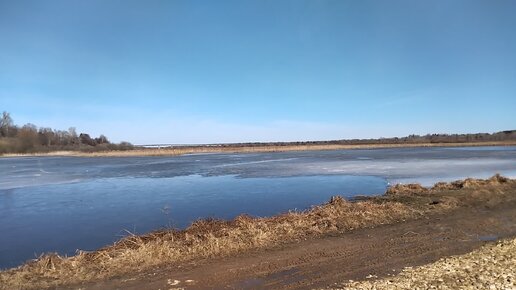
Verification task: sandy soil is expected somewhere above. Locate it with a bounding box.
[335,238,515,289]
[73,186,516,290]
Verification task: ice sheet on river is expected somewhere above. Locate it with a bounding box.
[1,146,516,189]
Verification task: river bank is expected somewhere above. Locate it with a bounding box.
[1,175,515,289]
[2,141,516,158]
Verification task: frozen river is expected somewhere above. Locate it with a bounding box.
[1,146,515,269]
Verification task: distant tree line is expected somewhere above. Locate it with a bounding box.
[2,110,515,154]
[211,131,516,148]
[0,111,133,154]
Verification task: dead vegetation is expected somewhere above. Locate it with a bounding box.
[432,173,510,191]
[386,174,510,196]
[1,175,515,289]
[3,141,516,158]
[385,183,429,195]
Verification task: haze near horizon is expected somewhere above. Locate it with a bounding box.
[1,0,515,144]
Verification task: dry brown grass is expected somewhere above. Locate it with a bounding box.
[0,199,416,289]
[386,174,510,196]
[386,183,429,195]
[1,175,515,289]
[431,173,510,191]
[2,141,516,158]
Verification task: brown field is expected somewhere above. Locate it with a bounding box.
[0,174,514,289]
[1,141,516,158]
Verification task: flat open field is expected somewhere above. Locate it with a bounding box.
[2,141,516,157]
[1,175,515,289]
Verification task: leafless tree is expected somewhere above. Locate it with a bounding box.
[38,127,54,146]
[68,127,78,144]
[17,123,39,151]
[0,111,13,137]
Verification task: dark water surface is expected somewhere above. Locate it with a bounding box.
[1,146,516,269]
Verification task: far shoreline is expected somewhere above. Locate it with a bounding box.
[2,141,516,158]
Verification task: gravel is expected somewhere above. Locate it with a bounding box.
[329,238,516,290]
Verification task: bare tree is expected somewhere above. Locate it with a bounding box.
[38,127,54,146]
[0,111,13,137]
[68,127,78,144]
[17,123,39,151]
[80,133,96,146]
[95,134,109,144]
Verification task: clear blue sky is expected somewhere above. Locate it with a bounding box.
[1,0,515,144]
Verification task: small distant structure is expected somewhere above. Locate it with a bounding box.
[136,143,205,149]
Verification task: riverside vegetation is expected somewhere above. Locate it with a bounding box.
[0,174,514,289]
[0,111,133,154]
[1,111,516,156]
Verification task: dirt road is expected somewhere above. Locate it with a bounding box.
[79,196,516,290]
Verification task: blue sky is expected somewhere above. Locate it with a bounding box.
[1,0,515,144]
